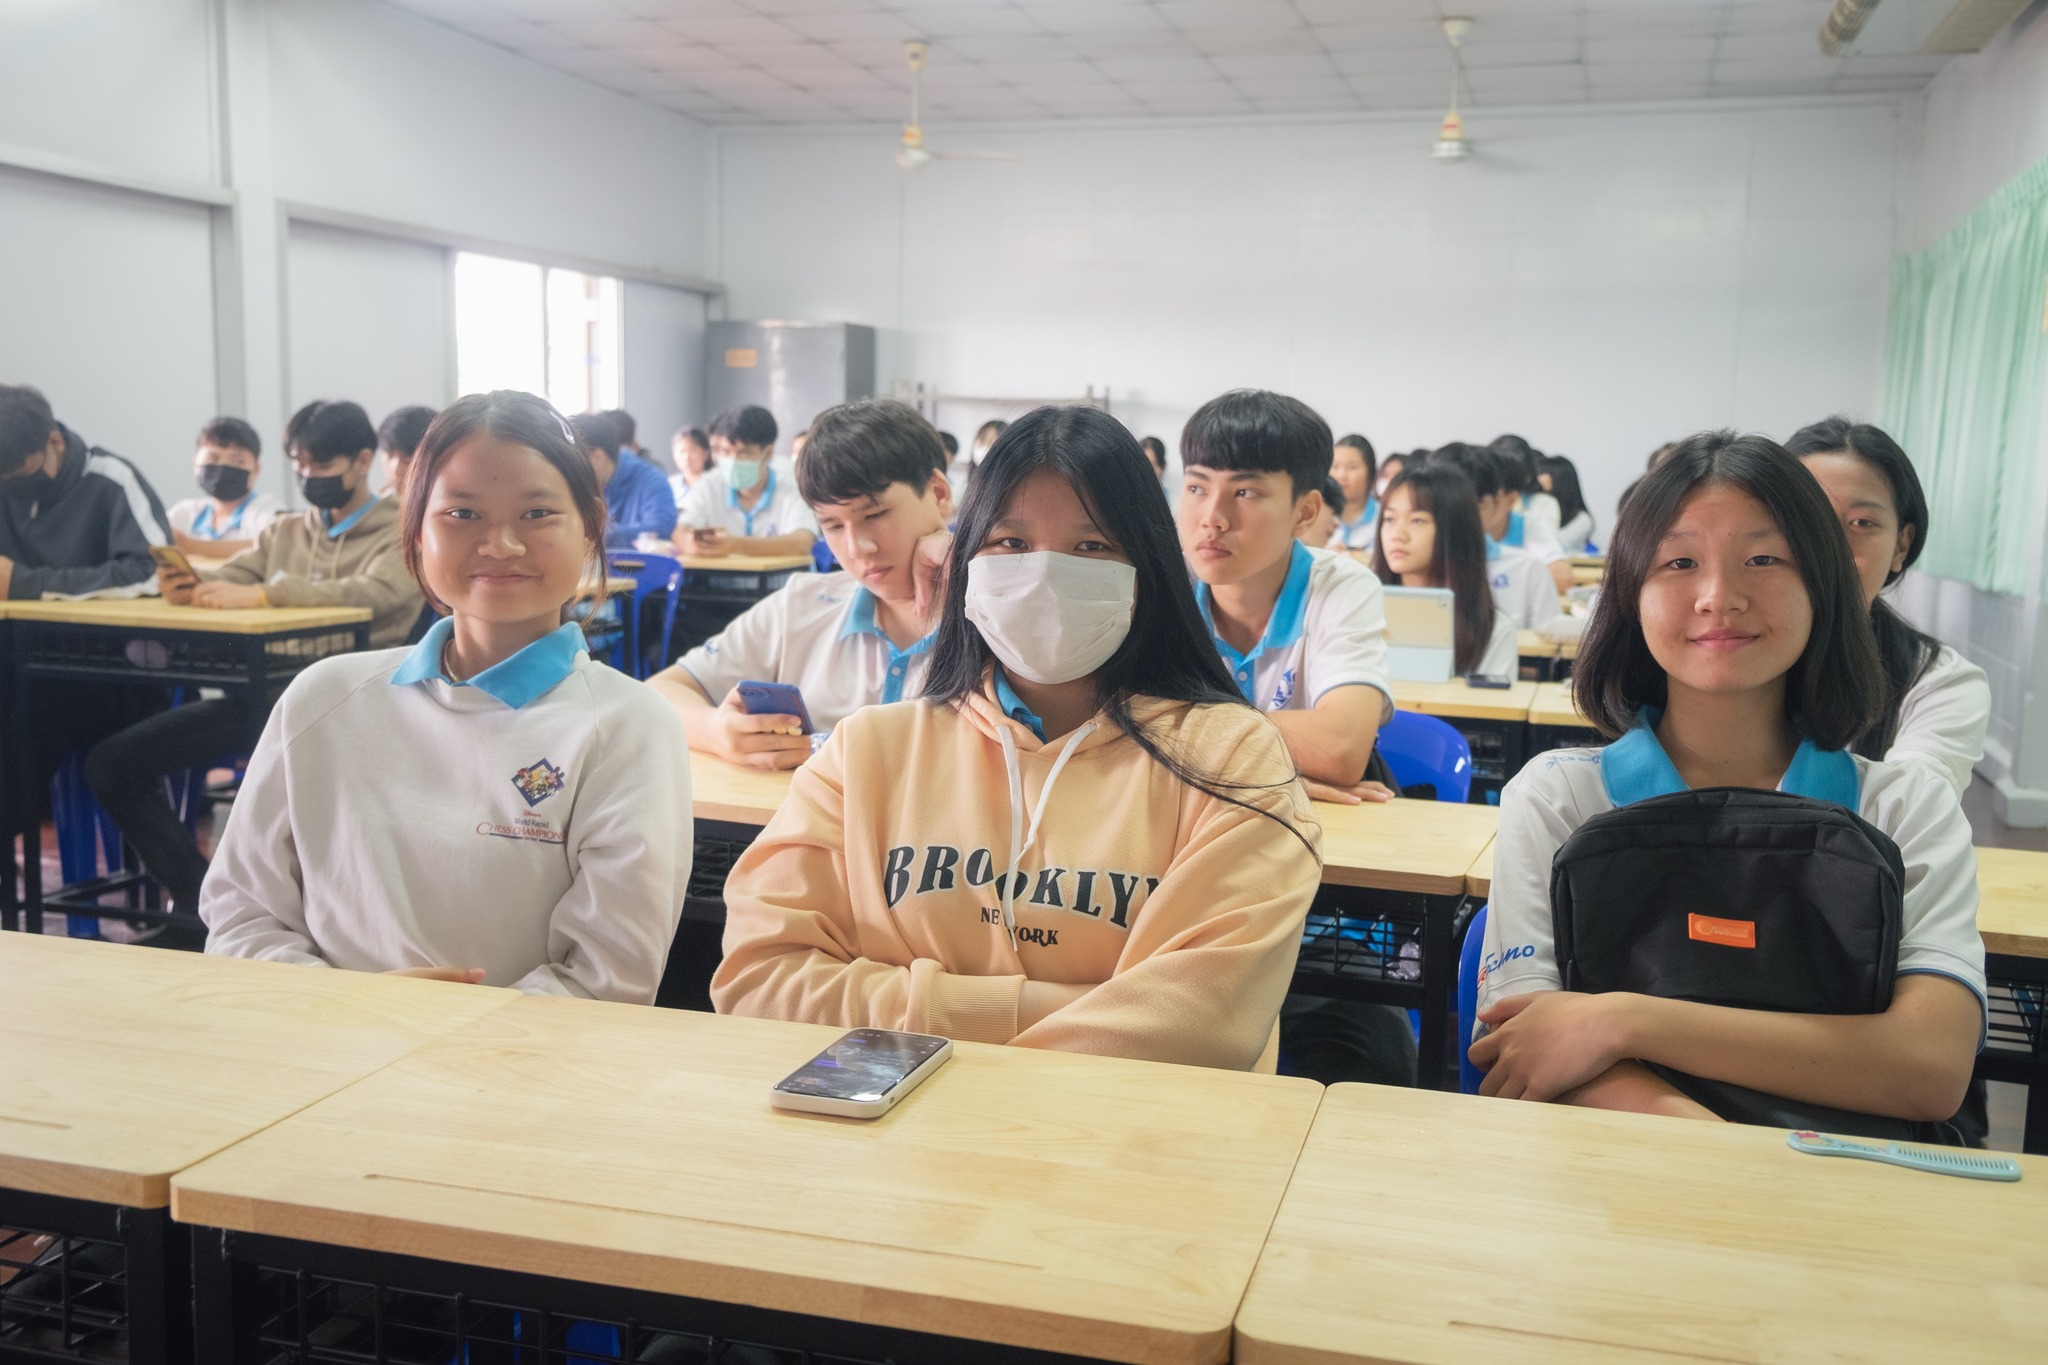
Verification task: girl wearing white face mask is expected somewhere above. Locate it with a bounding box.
[713,406,1323,1072]
[676,404,820,559]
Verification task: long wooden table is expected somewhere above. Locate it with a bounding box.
[0,934,513,1365]
[172,996,1324,1365]
[1236,1081,2048,1365]
[1974,847,2048,1154]
[2,596,374,935]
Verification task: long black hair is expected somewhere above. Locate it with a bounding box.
[1784,415,1939,757]
[1540,454,1588,528]
[1574,430,1883,749]
[1372,464,1497,675]
[922,405,1313,852]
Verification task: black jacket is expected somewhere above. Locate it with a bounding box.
[0,424,169,599]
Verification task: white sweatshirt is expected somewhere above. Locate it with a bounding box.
[201,620,692,1003]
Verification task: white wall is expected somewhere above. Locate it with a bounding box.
[1892,4,2048,821]
[0,0,714,509]
[0,165,219,497]
[712,98,1903,541]
[286,221,453,428]
[622,281,710,472]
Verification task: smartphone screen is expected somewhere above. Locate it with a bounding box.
[149,545,195,577]
[736,681,814,734]
[773,1029,949,1104]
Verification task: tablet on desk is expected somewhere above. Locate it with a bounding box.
[1382,586,1456,683]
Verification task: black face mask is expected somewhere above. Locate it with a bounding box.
[299,472,355,510]
[1,468,53,503]
[197,465,251,502]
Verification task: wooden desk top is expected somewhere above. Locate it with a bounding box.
[1313,797,1498,895]
[1527,681,1592,729]
[691,750,797,826]
[1390,678,1539,723]
[173,998,1323,1364]
[1977,846,2048,961]
[1237,1082,2048,1365]
[0,934,513,1207]
[0,596,372,635]
[680,552,815,573]
[1514,630,1558,660]
[1571,563,1604,586]
[1466,838,1494,898]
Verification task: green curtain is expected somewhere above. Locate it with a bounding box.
[1880,155,2048,595]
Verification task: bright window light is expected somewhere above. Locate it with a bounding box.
[454,251,621,415]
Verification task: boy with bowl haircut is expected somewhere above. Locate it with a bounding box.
[1178,389,1394,805]
[650,399,952,770]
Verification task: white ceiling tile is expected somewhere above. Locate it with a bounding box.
[484,0,631,19]
[1712,56,1845,82]
[1582,36,1721,64]
[1210,52,1339,81]
[1177,26,1328,57]
[1466,66,1587,99]
[1032,88,1148,115]
[1019,2,1175,36]
[1586,59,1715,88]
[1722,3,1823,36]
[659,15,807,44]
[941,34,1077,63]
[1156,0,1302,30]
[1307,19,1443,54]
[891,6,1047,39]
[607,1,753,16]
[826,39,922,67]
[783,63,895,90]
[637,43,741,70]
[1461,40,1584,69]
[716,40,853,68]
[1094,54,1216,82]
[975,59,1109,85]
[1230,76,1355,101]
[918,60,1000,88]
[1841,53,1952,77]
[451,18,562,53]
[1063,31,1201,59]
[777,11,921,42]
[1715,31,1823,62]
[742,0,880,15]
[1292,0,1435,20]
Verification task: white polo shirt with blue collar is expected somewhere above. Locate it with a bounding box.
[679,463,819,541]
[199,617,692,1005]
[1487,537,1565,630]
[1194,541,1393,720]
[1329,497,1379,553]
[675,570,935,735]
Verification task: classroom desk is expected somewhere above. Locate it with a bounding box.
[1235,1081,2048,1365]
[1390,678,1539,801]
[3,597,371,934]
[1466,838,1494,899]
[172,997,1324,1365]
[1974,846,2048,1155]
[0,933,513,1365]
[684,750,1497,1088]
[1524,679,1605,761]
[1514,629,1578,683]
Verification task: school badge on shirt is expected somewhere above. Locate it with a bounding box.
[511,758,567,807]
[1266,667,1297,711]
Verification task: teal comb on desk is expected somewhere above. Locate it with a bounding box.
[1787,1130,2022,1181]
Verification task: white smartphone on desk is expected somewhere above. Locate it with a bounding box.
[770,1028,953,1118]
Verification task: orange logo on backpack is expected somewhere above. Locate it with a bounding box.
[1688,913,1756,949]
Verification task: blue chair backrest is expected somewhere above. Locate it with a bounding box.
[812,537,838,572]
[608,554,683,679]
[1457,903,1489,1094]
[1376,709,1473,803]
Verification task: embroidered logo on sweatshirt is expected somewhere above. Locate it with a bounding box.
[511,758,567,807]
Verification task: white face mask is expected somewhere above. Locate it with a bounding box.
[964,550,1136,685]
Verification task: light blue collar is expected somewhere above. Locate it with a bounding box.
[1339,496,1378,535]
[992,666,1045,741]
[194,497,251,538]
[1484,534,1502,562]
[324,495,378,539]
[391,617,587,710]
[840,586,937,705]
[1600,707,1860,809]
[1505,508,1525,547]
[1194,539,1314,702]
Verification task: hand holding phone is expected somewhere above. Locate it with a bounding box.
[770,1028,953,1118]
[150,545,198,603]
[710,685,810,770]
[736,680,814,734]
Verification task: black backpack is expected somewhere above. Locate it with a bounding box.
[1551,779,1962,1143]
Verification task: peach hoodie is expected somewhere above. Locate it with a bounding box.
[711,677,1324,1071]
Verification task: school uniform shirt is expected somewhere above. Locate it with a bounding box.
[1487,540,1565,630]
[0,424,169,599]
[679,464,819,542]
[1475,611,1520,679]
[1557,509,1595,554]
[713,681,1324,1072]
[167,492,287,542]
[676,571,934,733]
[600,449,678,549]
[1478,734,1986,1035]
[1193,542,1394,721]
[1890,644,1990,800]
[1518,492,1566,562]
[1328,498,1379,554]
[667,470,709,508]
[200,618,691,1003]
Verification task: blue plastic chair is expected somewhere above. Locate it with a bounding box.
[607,553,683,679]
[811,537,838,572]
[1456,903,1489,1094]
[50,752,120,937]
[1376,710,1473,803]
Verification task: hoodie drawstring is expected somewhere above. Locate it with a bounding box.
[995,721,1096,954]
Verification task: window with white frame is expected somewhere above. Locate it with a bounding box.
[453,251,620,415]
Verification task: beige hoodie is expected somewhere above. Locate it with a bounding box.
[203,496,422,648]
[712,678,1323,1072]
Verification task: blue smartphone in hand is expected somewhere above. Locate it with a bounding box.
[736,680,814,735]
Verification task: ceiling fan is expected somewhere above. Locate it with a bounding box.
[1432,17,1474,162]
[895,39,1022,172]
